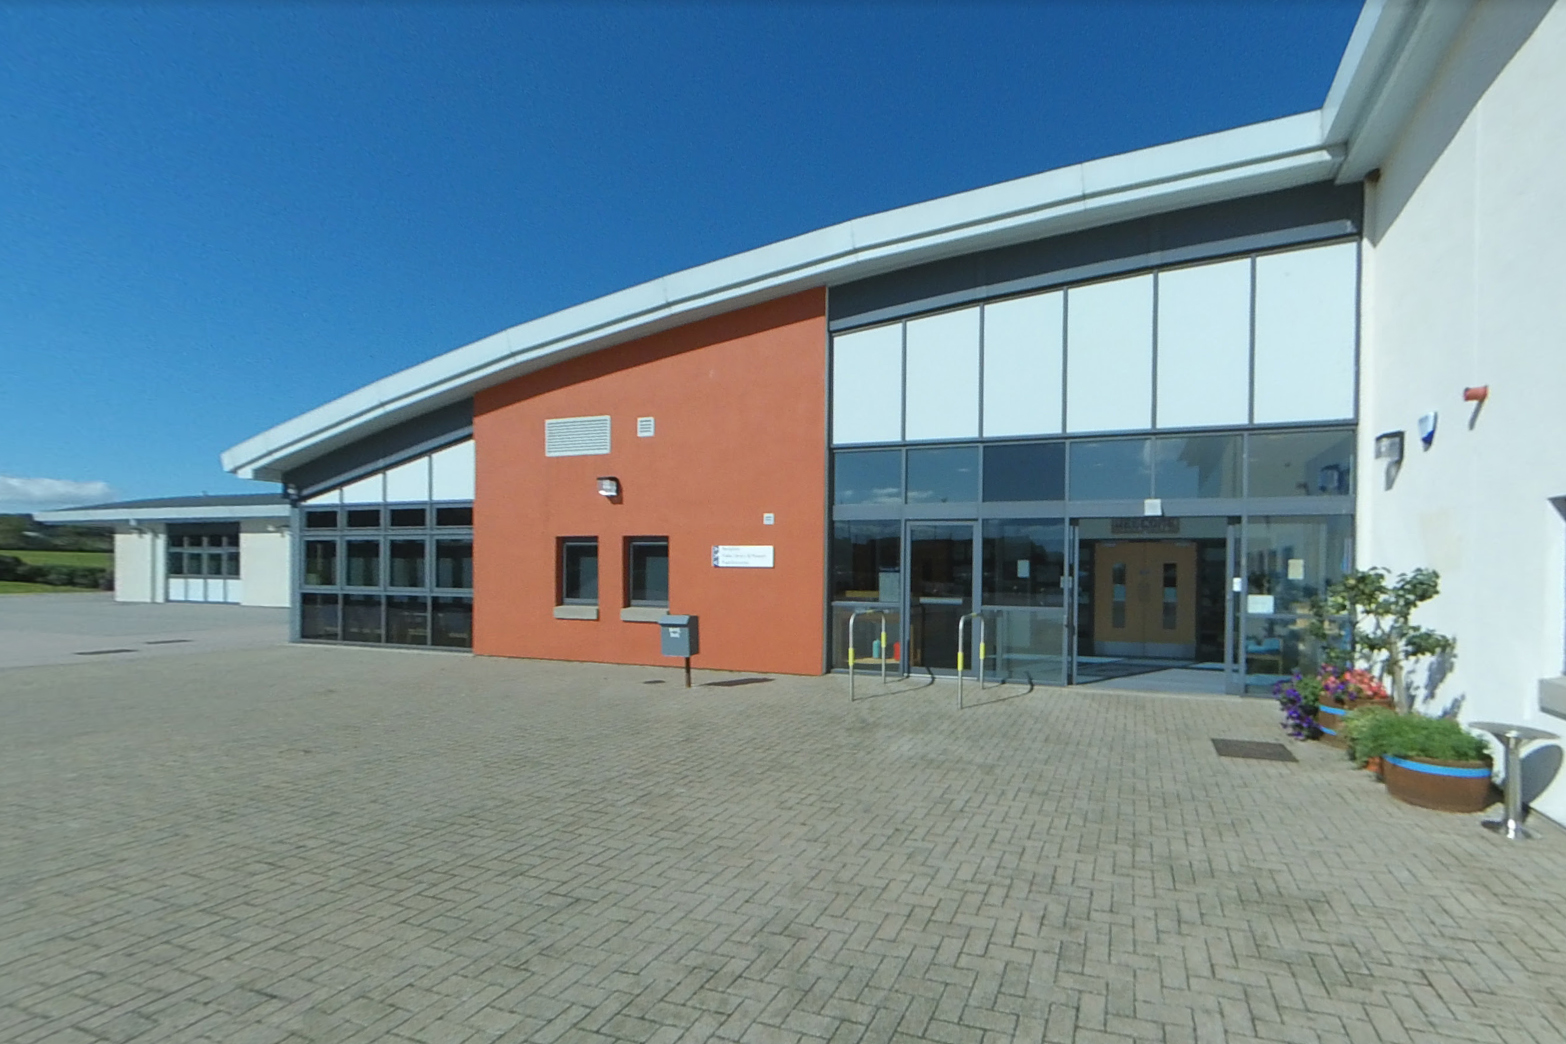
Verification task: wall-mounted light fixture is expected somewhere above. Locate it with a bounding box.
[1418,411,1438,449]
[597,476,620,498]
[1463,385,1489,403]
[1374,431,1405,465]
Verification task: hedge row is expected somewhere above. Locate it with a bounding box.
[0,555,111,590]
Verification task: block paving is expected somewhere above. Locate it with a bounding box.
[3,645,1565,1043]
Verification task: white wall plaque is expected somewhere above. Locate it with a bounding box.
[1247,594,1277,615]
[712,545,774,568]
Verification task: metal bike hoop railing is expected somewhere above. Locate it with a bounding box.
[957,611,986,709]
[847,607,892,701]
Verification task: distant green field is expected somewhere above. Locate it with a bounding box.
[0,549,112,569]
[0,581,101,594]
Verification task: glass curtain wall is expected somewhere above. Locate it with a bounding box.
[1241,514,1353,691]
[298,502,474,648]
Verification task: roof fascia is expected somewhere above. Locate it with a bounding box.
[1323,0,1477,181]
[34,505,290,524]
[222,113,1336,481]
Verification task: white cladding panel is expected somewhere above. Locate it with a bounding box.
[384,456,431,502]
[113,528,157,603]
[1065,274,1154,432]
[982,292,1063,437]
[904,306,980,440]
[239,522,292,608]
[167,577,187,602]
[1156,259,1252,428]
[1253,242,1358,423]
[431,440,476,500]
[340,473,384,504]
[831,324,903,444]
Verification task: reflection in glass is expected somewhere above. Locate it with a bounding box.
[1247,430,1354,498]
[167,551,185,577]
[1153,435,1241,498]
[225,551,241,578]
[983,442,1065,502]
[386,595,429,645]
[830,521,900,602]
[345,541,380,587]
[629,539,670,605]
[830,605,903,671]
[1243,515,1354,689]
[908,523,973,670]
[562,540,598,602]
[1069,439,1152,500]
[906,446,979,504]
[833,450,902,504]
[300,593,340,640]
[981,519,1065,608]
[389,540,426,588]
[343,594,383,643]
[435,541,473,589]
[303,541,337,586]
[985,607,1067,685]
[432,597,473,647]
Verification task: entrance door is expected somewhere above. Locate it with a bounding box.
[907,523,973,672]
[1091,541,1197,659]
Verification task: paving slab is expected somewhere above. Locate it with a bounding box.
[0,594,287,669]
[2,646,1564,1043]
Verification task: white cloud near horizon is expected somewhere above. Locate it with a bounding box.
[0,475,115,514]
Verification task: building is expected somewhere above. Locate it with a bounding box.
[36,494,292,608]
[221,6,1566,809]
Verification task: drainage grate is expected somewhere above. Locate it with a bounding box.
[703,677,773,688]
[75,648,137,656]
[1212,738,1297,762]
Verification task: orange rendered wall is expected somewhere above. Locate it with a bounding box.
[472,290,828,675]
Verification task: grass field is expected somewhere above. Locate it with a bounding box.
[0,581,102,594]
[0,549,112,569]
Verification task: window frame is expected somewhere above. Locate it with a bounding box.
[559,538,600,605]
[625,537,670,608]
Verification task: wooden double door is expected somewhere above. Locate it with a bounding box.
[1092,540,1198,659]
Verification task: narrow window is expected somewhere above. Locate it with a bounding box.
[1162,562,1178,630]
[346,508,381,529]
[303,540,337,586]
[627,538,670,607]
[435,540,473,590]
[560,539,599,604]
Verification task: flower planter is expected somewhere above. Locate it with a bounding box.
[1382,755,1493,812]
[1315,696,1393,748]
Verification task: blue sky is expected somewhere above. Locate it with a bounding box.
[0,0,1362,511]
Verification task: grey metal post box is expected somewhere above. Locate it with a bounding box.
[658,615,698,657]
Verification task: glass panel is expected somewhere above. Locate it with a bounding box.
[1243,515,1354,689]
[389,507,426,528]
[435,540,473,589]
[1153,435,1242,498]
[386,595,429,646]
[1247,430,1355,498]
[388,540,426,588]
[981,519,1065,608]
[435,506,474,527]
[562,541,598,602]
[304,510,338,530]
[303,540,337,586]
[432,597,473,647]
[629,540,670,605]
[830,521,901,603]
[830,604,903,670]
[1111,563,1127,629]
[167,551,184,576]
[170,535,187,547]
[907,523,973,671]
[345,540,380,587]
[206,553,225,577]
[1069,439,1152,500]
[983,442,1065,502]
[225,551,241,578]
[346,508,381,528]
[986,607,1066,685]
[300,593,340,640]
[343,595,383,643]
[833,450,902,505]
[1162,563,1178,630]
[224,534,240,548]
[906,446,978,504]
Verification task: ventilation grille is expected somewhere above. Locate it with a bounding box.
[637,417,655,437]
[545,415,611,457]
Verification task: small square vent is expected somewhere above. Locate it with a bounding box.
[545,415,611,457]
[637,417,655,438]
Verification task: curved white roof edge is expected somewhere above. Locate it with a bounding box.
[224,0,1464,484]
[36,504,290,524]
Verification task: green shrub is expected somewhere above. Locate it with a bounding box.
[1352,712,1490,765]
[1341,704,1398,766]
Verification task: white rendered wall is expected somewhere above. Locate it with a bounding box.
[1358,1,1566,820]
[112,526,164,603]
[240,521,292,608]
